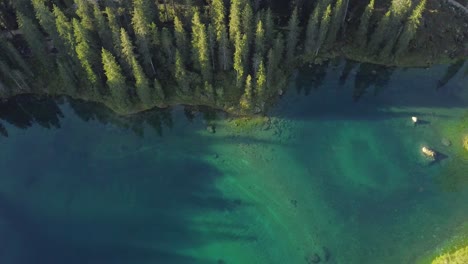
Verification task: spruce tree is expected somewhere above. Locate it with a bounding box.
[233,33,248,86]
[218,25,231,71]
[74,0,95,32]
[92,3,113,52]
[264,8,275,46]
[161,27,174,67]
[174,50,189,92]
[305,4,322,56]
[120,28,136,75]
[105,7,122,56]
[254,19,265,58]
[132,57,153,107]
[16,12,49,66]
[101,48,128,108]
[174,16,189,61]
[242,2,254,44]
[132,0,156,75]
[212,0,226,42]
[285,7,300,65]
[326,0,345,46]
[191,10,211,82]
[240,74,253,110]
[53,5,75,53]
[153,78,165,100]
[356,0,374,47]
[229,0,243,42]
[256,60,266,98]
[316,4,332,55]
[395,0,426,57]
[31,0,62,50]
[73,18,98,85]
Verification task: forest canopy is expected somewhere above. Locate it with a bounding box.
[0,0,466,115]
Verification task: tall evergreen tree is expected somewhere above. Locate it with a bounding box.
[395,0,426,57]
[254,19,265,58]
[16,12,49,66]
[101,48,128,108]
[229,0,243,42]
[92,3,113,52]
[326,0,345,46]
[240,74,253,110]
[132,0,156,75]
[256,60,266,98]
[305,3,322,56]
[73,18,98,86]
[75,0,95,32]
[316,4,332,55]
[264,8,275,46]
[285,7,299,65]
[212,0,226,42]
[105,7,122,56]
[191,10,211,82]
[174,50,189,92]
[132,57,153,106]
[242,1,254,44]
[218,25,231,71]
[356,0,374,47]
[233,33,248,86]
[174,16,189,61]
[53,5,75,53]
[32,0,62,49]
[120,28,136,75]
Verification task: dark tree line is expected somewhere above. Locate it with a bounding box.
[0,0,427,114]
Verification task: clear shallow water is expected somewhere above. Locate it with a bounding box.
[0,60,467,264]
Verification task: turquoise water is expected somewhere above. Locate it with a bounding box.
[0,60,467,264]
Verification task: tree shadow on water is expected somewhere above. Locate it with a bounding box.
[0,99,255,263]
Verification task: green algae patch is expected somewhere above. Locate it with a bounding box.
[432,246,468,264]
[226,116,271,133]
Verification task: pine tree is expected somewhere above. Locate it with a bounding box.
[395,0,426,57]
[233,33,248,86]
[256,60,266,98]
[32,0,62,50]
[305,3,322,56]
[316,4,332,55]
[229,0,243,42]
[212,0,226,42]
[161,27,174,67]
[92,3,113,52]
[132,0,156,75]
[75,0,95,32]
[120,28,136,74]
[174,50,189,92]
[254,19,265,58]
[208,24,216,71]
[285,7,300,65]
[264,8,275,46]
[368,10,390,53]
[53,5,75,53]
[356,0,374,47]
[174,16,188,61]
[73,18,98,85]
[101,48,128,108]
[16,12,49,66]
[242,2,254,44]
[105,7,122,56]
[132,57,153,106]
[218,25,231,71]
[153,78,165,100]
[240,74,253,110]
[191,10,211,82]
[326,0,345,46]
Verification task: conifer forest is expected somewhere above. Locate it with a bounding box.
[0,0,467,114]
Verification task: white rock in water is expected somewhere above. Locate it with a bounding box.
[412,116,418,123]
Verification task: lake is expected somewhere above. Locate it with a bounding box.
[0,60,467,264]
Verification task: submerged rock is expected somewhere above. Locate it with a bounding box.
[441,138,452,147]
[207,125,216,134]
[305,253,321,263]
